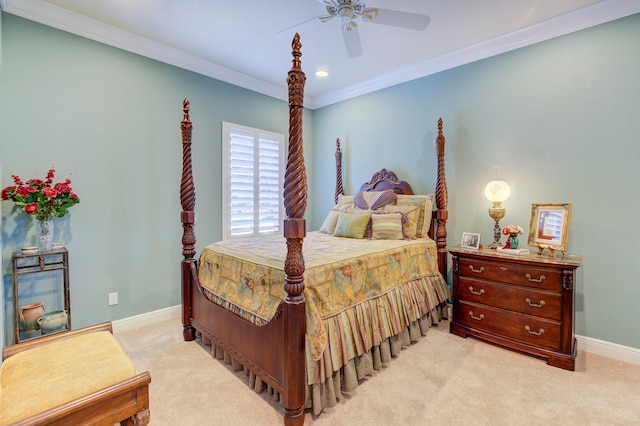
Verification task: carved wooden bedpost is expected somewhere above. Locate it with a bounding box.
[335,138,344,203]
[180,98,197,341]
[435,118,448,278]
[282,33,307,426]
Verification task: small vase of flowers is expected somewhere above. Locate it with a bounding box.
[501,224,524,249]
[1,163,80,252]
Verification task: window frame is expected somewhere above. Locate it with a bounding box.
[221,122,285,241]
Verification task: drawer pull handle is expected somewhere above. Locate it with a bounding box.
[469,311,485,321]
[469,286,485,296]
[525,325,545,336]
[525,298,546,308]
[526,273,546,283]
[469,265,485,274]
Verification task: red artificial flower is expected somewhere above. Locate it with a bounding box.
[43,187,58,198]
[54,182,72,193]
[46,167,55,185]
[501,224,524,235]
[25,203,39,214]
[1,186,15,200]
[16,185,36,197]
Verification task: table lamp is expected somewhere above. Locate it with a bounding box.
[484,180,510,249]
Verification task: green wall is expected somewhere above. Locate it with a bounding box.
[0,13,315,346]
[312,13,640,349]
[2,10,639,352]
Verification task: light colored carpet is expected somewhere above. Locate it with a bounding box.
[115,317,640,425]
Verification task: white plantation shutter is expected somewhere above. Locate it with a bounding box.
[222,122,284,240]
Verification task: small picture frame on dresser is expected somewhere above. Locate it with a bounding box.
[461,232,481,250]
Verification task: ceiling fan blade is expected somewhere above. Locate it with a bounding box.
[274,16,326,40]
[319,14,336,23]
[320,0,339,7]
[363,8,430,31]
[342,23,363,59]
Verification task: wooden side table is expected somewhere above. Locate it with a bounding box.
[449,245,582,370]
[11,248,71,343]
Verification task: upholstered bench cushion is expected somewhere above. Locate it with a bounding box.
[0,330,138,425]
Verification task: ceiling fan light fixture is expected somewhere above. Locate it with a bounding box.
[361,8,377,22]
[342,21,357,32]
[337,5,355,23]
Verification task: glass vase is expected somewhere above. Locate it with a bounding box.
[36,219,54,252]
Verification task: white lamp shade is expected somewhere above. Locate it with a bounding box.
[484,180,510,203]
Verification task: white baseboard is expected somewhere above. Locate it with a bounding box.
[111,305,640,366]
[112,304,181,334]
[576,334,640,365]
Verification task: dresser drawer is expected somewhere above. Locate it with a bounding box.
[458,257,562,291]
[458,300,561,351]
[459,277,562,320]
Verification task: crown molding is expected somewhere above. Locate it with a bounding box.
[0,0,288,102]
[3,0,639,110]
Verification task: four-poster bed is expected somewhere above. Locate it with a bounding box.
[179,34,449,425]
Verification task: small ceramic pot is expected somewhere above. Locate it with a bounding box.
[37,310,68,333]
[19,302,46,331]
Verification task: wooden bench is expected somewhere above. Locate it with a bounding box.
[1,322,150,425]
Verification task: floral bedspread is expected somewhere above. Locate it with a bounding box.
[197,231,449,369]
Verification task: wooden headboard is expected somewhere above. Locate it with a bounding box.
[332,119,449,277]
[359,169,414,194]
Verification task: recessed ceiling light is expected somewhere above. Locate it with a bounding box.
[315,70,329,78]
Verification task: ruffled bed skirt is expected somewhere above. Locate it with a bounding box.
[197,303,448,415]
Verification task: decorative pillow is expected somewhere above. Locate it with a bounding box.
[345,208,374,238]
[371,213,404,240]
[318,210,341,234]
[333,212,371,239]
[353,189,397,210]
[383,205,420,239]
[345,207,373,215]
[396,194,434,238]
[336,194,354,209]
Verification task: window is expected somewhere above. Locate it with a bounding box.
[222,122,285,240]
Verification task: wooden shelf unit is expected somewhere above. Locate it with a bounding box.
[11,247,71,344]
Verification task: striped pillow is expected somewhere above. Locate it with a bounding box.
[371,213,404,240]
[383,205,420,239]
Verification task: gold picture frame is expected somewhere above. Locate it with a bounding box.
[528,203,572,255]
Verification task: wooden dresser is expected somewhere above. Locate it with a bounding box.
[449,245,582,370]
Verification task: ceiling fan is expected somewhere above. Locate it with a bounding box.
[275,0,430,59]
